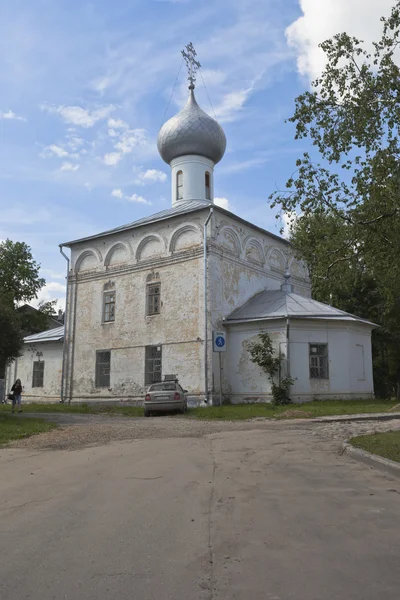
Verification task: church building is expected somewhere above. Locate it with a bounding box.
[7,47,376,404]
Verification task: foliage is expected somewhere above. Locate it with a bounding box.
[0,293,23,366]
[0,239,49,365]
[0,239,45,303]
[247,332,293,405]
[269,2,400,397]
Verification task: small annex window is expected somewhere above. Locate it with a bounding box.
[103,291,115,323]
[177,170,183,201]
[147,283,161,315]
[96,350,111,388]
[309,344,329,379]
[32,361,44,388]
[205,171,211,200]
[145,345,162,385]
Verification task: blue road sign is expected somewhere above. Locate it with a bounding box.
[213,331,226,352]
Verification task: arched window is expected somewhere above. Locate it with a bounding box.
[205,172,211,200]
[177,171,183,201]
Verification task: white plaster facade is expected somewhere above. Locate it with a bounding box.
[171,155,214,205]
[7,339,63,402]
[60,202,303,403]
[224,320,374,404]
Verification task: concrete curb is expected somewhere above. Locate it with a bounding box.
[314,412,400,424]
[341,442,400,478]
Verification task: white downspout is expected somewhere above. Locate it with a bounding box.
[203,206,213,403]
[59,245,70,403]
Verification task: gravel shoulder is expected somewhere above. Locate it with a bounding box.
[6,412,400,452]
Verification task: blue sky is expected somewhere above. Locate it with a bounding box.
[0,0,391,309]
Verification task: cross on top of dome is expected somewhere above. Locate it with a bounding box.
[181,42,201,90]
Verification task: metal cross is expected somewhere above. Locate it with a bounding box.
[181,42,201,89]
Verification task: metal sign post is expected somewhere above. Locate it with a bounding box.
[213,331,226,406]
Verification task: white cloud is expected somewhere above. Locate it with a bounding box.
[43,144,69,158]
[111,189,150,204]
[282,211,298,239]
[214,197,230,210]
[108,117,128,129]
[126,193,150,204]
[136,169,167,184]
[114,128,147,154]
[0,109,26,121]
[32,281,66,312]
[286,0,394,80]
[214,87,253,123]
[220,156,269,174]
[103,152,122,166]
[41,103,115,127]
[60,162,79,172]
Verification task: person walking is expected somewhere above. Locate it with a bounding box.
[11,379,23,413]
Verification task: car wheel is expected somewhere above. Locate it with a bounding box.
[144,409,150,417]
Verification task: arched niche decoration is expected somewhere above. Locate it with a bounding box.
[169,224,202,253]
[288,256,306,279]
[104,242,131,267]
[217,225,241,257]
[75,248,102,272]
[266,247,286,271]
[243,236,265,265]
[136,234,166,262]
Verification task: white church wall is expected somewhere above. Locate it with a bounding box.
[66,212,209,401]
[6,342,63,402]
[224,319,374,403]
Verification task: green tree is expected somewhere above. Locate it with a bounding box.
[0,240,50,366]
[270,2,400,397]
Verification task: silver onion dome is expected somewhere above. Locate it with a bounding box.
[157,88,227,165]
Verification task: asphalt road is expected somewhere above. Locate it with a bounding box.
[1,423,400,599]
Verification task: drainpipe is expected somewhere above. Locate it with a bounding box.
[203,206,214,403]
[59,245,70,403]
[286,316,291,395]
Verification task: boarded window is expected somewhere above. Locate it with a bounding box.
[96,351,111,388]
[355,344,365,380]
[147,284,161,315]
[32,361,44,388]
[103,292,115,322]
[205,171,211,199]
[145,346,162,385]
[309,344,329,379]
[177,170,183,200]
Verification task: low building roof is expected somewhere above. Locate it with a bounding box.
[61,200,289,247]
[24,326,64,344]
[226,289,377,327]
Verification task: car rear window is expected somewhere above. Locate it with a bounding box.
[149,383,177,391]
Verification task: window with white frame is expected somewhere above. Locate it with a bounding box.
[32,361,44,387]
[103,291,115,322]
[309,344,329,379]
[177,170,183,200]
[205,171,211,199]
[96,350,111,388]
[147,283,161,315]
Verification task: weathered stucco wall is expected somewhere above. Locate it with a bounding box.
[208,210,310,401]
[6,342,63,402]
[224,320,374,403]
[65,210,209,402]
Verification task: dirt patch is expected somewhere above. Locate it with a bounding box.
[278,410,312,419]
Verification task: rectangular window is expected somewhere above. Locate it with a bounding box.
[147,284,161,315]
[309,344,329,379]
[145,345,162,385]
[103,292,115,323]
[177,171,183,200]
[32,361,44,388]
[96,350,111,388]
[355,344,365,380]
